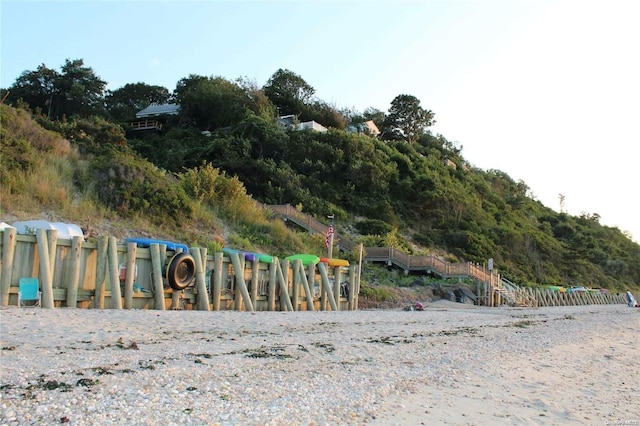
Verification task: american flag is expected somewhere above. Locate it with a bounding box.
[324,224,334,249]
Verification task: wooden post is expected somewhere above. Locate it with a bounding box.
[193,247,210,311]
[296,261,314,311]
[292,260,301,311]
[107,236,122,309]
[94,236,108,309]
[275,260,294,311]
[212,252,223,311]
[317,262,338,311]
[250,259,259,308]
[150,243,165,310]
[36,229,54,308]
[268,257,277,311]
[170,289,182,310]
[229,253,254,312]
[0,227,16,306]
[66,236,83,308]
[348,267,355,310]
[169,248,184,310]
[354,266,360,309]
[306,263,315,302]
[357,243,363,309]
[124,242,137,309]
[333,266,341,308]
[46,230,58,288]
[233,255,246,311]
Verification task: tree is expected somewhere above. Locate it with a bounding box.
[105,83,170,121]
[55,59,107,118]
[304,100,347,129]
[236,77,277,119]
[6,59,107,119]
[262,69,315,116]
[5,64,60,118]
[384,94,435,144]
[174,75,253,130]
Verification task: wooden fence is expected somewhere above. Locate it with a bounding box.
[0,228,359,311]
[481,278,630,308]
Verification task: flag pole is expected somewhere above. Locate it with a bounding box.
[327,214,335,258]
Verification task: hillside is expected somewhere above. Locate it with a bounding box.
[1,102,639,292]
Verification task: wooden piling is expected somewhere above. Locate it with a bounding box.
[193,247,210,311]
[150,243,165,310]
[276,259,294,311]
[295,260,314,311]
[317,262,338,311]
[333,266,341,303]
[124,242,137,309]
[268,257,277,311]
[36,229,54,308]
[292,260,301,310]
[0,227,17,306]
[66,236,83,307]
[212,252,223,311]
[250,258,259,308]
[233,255,246,311]
[229,253,254,312]
[94,236,108,309]
[107,236,122,309]
[46,229,58,286]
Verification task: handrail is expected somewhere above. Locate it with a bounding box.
[264,203,493,281]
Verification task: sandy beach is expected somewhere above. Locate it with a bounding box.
[1,302,638,425]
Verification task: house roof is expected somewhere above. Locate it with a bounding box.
[136,103,180,118]
[364,120,380,135]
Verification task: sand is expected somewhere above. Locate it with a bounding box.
[1,302,639,425]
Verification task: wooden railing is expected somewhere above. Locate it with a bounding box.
[265,204,490,280]
[263,204,634,308]
[131,119,160,130]
[266,204,358,252]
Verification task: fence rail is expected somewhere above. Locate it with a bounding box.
[265,204,633,309]
[266,204,487,279]
[0,228,358,312]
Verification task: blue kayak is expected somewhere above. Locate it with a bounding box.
[125,237,189,252]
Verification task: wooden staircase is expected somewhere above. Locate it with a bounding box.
[264,203,491,279]
[264,203,539,307]
[494,278,538,307]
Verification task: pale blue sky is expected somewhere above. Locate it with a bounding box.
[2,0,639,242]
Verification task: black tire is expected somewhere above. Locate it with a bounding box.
[166,252,196,290]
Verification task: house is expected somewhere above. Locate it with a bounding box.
[443,157,457,169]
[363,120,380,136]
[346,120,380,137]
[278,114,328,133]
[132,103,180,131]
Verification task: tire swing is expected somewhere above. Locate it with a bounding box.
[165,252,196,290]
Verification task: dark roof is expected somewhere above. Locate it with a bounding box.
[136,103,180,118]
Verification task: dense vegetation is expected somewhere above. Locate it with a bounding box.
[2,59,638,291]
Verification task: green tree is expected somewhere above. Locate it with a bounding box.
[384,94,435,144]
[5,64,60,118]
[174,75,253,130]
[105,82,170,121]
[262,68,315,116]
[55,59,107,118]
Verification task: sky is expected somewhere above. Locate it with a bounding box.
[2,0,639,242]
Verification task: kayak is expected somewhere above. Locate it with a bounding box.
[223,248,274,263]
[320,257,350,267]
[125,237,189,252]
[285,253,320,266]
[257,253,274,264]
